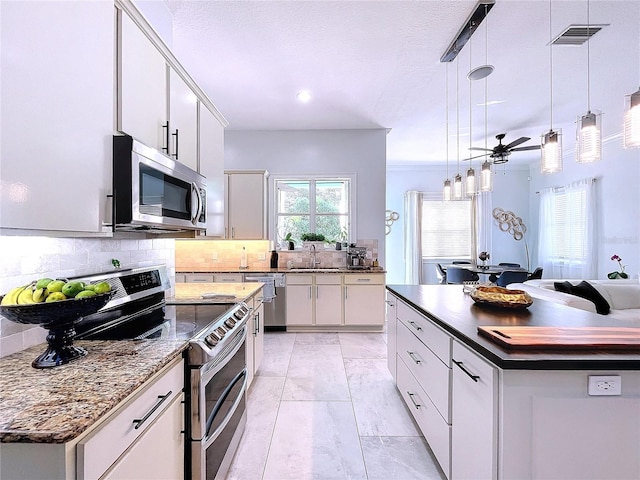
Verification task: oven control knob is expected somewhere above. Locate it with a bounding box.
[205,333,219,347]
[216,326,227,338]
[224,318,236,329]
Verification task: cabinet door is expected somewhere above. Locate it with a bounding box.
[118,9,167,151]
[184,273,214,283]
[102,394,184,480]
[199,104,226,237]
[169,68,197,171]
[0,1,113,233]
[315,284,343,325]
[226,173,266,239]
[253,300,265,371]
[451,341,497,480]
[246,300,255,388]
[385,292,398,379]
[213,273,244,283]
[286,284,314,326]
[344,284,385,326]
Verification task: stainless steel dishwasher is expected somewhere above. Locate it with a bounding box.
[243,273,286,331]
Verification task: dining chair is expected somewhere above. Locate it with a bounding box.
[452,261,472,264]
[527,267,543,281]
[498,262,521,267]
[435,264,447,284]
[446,266,479,284]
[496,270,529,287]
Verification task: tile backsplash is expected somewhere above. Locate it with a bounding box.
[0,236,176,357]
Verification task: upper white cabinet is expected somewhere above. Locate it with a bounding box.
[168,69,198,171]
[199,105,226,237]
[0,1,114,234]
[225,171,268,240]
[118,9,168,152]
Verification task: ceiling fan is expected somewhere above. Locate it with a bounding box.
[467,133,541,164]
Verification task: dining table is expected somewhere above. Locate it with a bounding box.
[442,264,529,276]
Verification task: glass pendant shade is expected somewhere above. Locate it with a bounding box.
[623,88,640,149]
[443,179,452,201]
[480,161,493,192]
[465,168,476,197]
[453,173,463,200]
[541,129,563,174]
[576,111,601,163]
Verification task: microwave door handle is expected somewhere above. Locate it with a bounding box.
[191,182,202,225]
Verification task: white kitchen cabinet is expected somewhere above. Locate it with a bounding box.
[314,275,343,325]
[184,273,215,283]
[0,1,113,234]
[451,340,497,480]
[213,273,244,283]
[225,171,268,239]
[246,294,265,388]
[344,274,385,326]
[118,8,168,152]
[169,68,198,171]
[286,276,314,326]
[385,291,398,380]
[199,104,226,237]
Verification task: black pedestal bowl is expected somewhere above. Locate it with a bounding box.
[0,292,114,368]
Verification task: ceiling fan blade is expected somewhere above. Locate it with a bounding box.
[463,153,490,161]
[511,145,541,151]
[504,137,531,149]
[469,147,493,151]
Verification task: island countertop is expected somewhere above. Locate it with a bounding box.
[0,340,187,443]
[387,284,640,370]
[167,282,263,304]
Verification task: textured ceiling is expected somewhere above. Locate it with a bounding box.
[166,0,640,166]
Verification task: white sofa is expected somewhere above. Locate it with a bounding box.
[508,279,640,321]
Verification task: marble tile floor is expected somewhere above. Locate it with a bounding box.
[225,330,446,480]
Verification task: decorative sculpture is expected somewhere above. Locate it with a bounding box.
[492,207,529,271]
[385,210,399,235]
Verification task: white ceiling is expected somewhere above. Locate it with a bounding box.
[165,0,640,167]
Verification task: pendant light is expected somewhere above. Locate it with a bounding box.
[480,3,493,192]
[623,87,640,148]
[576,0,601,163]
[443,64,452,201]
[454,57,464,200]
[466,39,477,197]
[541,0,563,174]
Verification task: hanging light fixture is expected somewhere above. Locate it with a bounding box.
[480,3,493,192]
[443,64,452,201]
[541,0,563,174]
[466,39,477,197]
[623,87,640,148]
[576,0,601,163]
[454,57,464,200]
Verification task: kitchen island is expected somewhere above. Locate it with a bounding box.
[386,284,640,480]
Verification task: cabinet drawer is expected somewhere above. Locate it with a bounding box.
[315,274,342,285]
[286,274,313,285]
[397,357,451,478]
[344,274,384,285]
[77,359,184,480]
[213,273,243,283]
[184,273,214,283]
[175,274,186,283]
[397,300,451,366]
[397,321,450,422]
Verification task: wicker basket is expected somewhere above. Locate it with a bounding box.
[469,286,533,309]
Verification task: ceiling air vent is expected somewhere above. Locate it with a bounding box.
[551,24,608,46]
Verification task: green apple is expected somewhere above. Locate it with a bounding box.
[76,290,97,299]
[61,281,84,298]
[93,281,111,294]
[47,280,66,293]
[45,292,67,302]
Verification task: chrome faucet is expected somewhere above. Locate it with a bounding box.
[310,244,321,268]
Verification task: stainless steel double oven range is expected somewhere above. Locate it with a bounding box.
[75,265,250,480]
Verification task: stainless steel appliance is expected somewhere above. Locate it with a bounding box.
[113,134,206,233]
[244,273,286,331]
[346,246,369,269]
[74,265,251,480]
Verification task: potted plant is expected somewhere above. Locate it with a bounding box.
[284,232,295,250]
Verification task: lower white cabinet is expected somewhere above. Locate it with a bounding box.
[344,274,385,326]
[183,273,214,283]
[314,275,343,326]
[451,340,497,480]
[285,275,316,327]
[385,291,398,380]
[246,292,265,388]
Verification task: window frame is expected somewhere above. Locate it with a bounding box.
[270,174,356,244]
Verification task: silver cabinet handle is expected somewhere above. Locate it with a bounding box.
[356,278,371,282]
[453,359,480,382]
[172,128,179,159]
[316,285,319,299]
[407,351,421,364]
[345,286,348,299]
[254,312,260,336]
[162,121,169,153]
[408,320,422,332]
[133,391,172,430]
[309,286,312,299]
[231,227,235,238]
[407,392,421,409]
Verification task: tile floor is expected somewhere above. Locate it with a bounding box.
[226,330,447,480]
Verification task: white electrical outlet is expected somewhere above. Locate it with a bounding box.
[588,375,622,396]
[211,252,218,260]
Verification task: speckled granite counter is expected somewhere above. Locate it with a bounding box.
[167,282,263,304]
[177,267,386,274]
[0,340,186,443]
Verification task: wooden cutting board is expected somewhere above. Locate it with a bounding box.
[478,326,640,351]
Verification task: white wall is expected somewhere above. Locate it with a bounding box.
[224,129,387,265]
[385,164,531,285]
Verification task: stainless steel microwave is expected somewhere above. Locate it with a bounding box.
[113,134,206,233]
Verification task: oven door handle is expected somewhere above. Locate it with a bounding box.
[204,368,247,440]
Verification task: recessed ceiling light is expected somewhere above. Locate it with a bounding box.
[296,90,312,103]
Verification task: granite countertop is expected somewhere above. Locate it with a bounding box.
[387,284,640,370]
[0,340,187,443]
[167,282,263,304]
[178,267,386,274]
